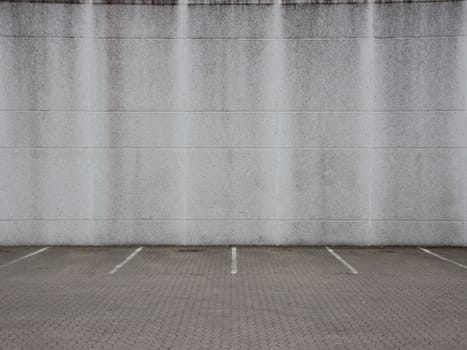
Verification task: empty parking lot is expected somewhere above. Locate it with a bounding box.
[1,246,466,349]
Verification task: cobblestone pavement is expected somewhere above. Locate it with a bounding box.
[0,246,466,349]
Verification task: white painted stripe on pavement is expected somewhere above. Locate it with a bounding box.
[418,247,467,270]
[231,247,238,275]
[325,247,359,274]
[0,247,49,270]
[109,246,143,274]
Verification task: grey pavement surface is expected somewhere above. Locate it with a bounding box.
[0,246,466,349]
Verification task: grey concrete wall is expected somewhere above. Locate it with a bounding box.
[0,1,466,245]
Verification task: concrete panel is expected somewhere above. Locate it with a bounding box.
[185,220,370,245]
[186,5,274,38]
[274,221,371,245]
[0,149,184,220]
[0,37,182,111]
[371,112,467,148]
[2,220,464,246]
[0,221,186,245]
[279,4,370,39]
[374,2,466,38]
[186,39,276,111]
[185,112,276,148]
[370,221,465,246]
[0,112,185,148]
[276,150,370,220]
[278,40,368,111]
[277,112,370,148]
[1,3,465,40]
[0,3,179,38]
[91,150,184,220]
[374,37,465,111]
[370,150,464,221]
[184,220,279,245]
[185,150,276,219]
[0,149,93,220]
[0,37,79,111]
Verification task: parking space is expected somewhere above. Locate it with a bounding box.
[0,247,132,281]
[328,247,467,278]
[0,246,466,349]
[0,246,45,267]
[120,246,231,277]
[426,247,467,267]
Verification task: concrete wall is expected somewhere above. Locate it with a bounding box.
[0,1,466,245]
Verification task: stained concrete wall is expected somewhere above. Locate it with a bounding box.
[0,1,466,245]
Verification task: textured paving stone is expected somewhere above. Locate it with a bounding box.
[0,247,466,349]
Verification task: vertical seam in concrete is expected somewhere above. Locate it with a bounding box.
[463,123,466,246]
[273,0,281,244]
[184,9,188,245]
[367,3,375,245]
[368,110,373,244]
[181,3,187,246]
[183,113,187,245]
[464,112,467,247]
[463,7,467,246]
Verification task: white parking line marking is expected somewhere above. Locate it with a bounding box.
[418,247,467,270]
[109,246,143,274]
[325,247,359,274]
[0,247,49,270]
[231,247,237,275]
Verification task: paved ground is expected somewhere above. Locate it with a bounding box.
[0,246,466,350]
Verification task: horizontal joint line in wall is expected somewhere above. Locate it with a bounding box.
[0,110,465,113]
[1,35,466,40]
[0,147,466,150]
[0,219,464,223]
